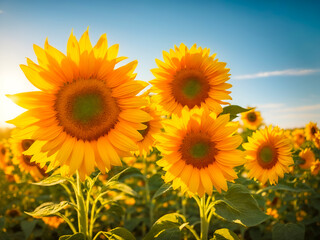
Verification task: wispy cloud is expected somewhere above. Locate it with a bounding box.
[257,103,285,109]
[276,103,320,113]
[233,68,320,80]
[0,10,3,14]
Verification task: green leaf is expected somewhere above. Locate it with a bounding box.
[211,228,240,240]
[152,183,172,199]
[100,168,133,193]
[220,105,251,120]
[0,216,5,229]
[272,223,305,240]
[32,175,67,186]
[108,182,138,197]
[21,220,38,240]
[25,201,69,217]
[59,233,85,240]
[257,183,312,194]
[95,227,135,240]
[144,213,186,240]
[213,184,269,227]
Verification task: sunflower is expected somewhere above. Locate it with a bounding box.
[0,140,10,170]
[313,131,320,149]
[305,122,318,140]
[150,43,231,116]
[311,160,320,175]
[299,148,315,169]
[156,108,245,196]
[292,129,305,148]
[7,29,150,180]
[11,130,47,181]
[243,126,293,185]
[134,103,163,156]
[42,216,64,229]
[241,108,263,130]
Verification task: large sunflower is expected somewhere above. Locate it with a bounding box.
[243,126,293,185]
[305,122,318,140]
[299,148,315,169]
[7,29,150,180]
[241,108,263,130]
[150,44,231,116]
[156,108,245,196]
[11,130,47,181]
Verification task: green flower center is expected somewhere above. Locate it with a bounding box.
[259,146,273,163]
[247,112,257,122]
[190,142,210,158]
[72,94,104,124]
[182,78,202,99]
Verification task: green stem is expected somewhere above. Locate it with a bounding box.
[199,195,209,240]
[55,212,77,234]
[76,172,89,239]
[142,156,154,227]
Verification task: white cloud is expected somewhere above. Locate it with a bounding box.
[257,103,285,109]
[0,10,3,14]
[233,68,320,80]
[276,103,320,113]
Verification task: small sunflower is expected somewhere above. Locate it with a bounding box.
[135,104,163,157]
[42,216,64,229]
[150,43,231,116]
[243,126,293,185]
[241,108,263,130]
[0,140,10,170]
[305,122,318,140]
[7,29,150,180]
[292,129,305,148]
[11,131,47,181]
[311,160,320,175]
[299,148,315,169]
[156,108,245,196]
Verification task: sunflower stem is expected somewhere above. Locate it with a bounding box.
[199,195,209,240]
[76,172,89,239]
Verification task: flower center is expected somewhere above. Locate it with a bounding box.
[257,144,277,169]
[21,139,34,151]
[180,132,216,169]
[1,147,6,155]
[171,69,210,108]
[247,112,257,122]
[311,126,317,135]
[55,79,120,141]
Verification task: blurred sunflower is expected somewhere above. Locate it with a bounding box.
[313,131,320,149]
[299,148,315,169]
[305,122,318,140]
[243,126,293,185]
[241,108,263,130]
[157,108,245,196]
[311,160,320,175]
[42,216,64,229]
[11,131,47,181]
[150,43,231,116]
[0,140,10,170]
[292,129,305,148]
[7,29,150,180]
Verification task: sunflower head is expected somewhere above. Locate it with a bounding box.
[41,216,64,229]
[0,140,10,170]
[150,43,232,116]
[292,129,305,148]
[7,29,150,180]
[305,122,318,140]
[299,148,315,169]
[241,108,263,130]
[156,108,245,196]
[311,160,320,175]
[313,131,320,149]
[243,125,293,185]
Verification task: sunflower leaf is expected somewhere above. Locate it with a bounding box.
[59,233,85,240]
[272,223,305,240]
[256,183,313,194]
[213,184,269,227]
[211,228,240,240]
[25,201,69,217]
[144,213,186,240]
[32,175,67,186]
[94,227,135,240]
[220,105,251,121]
[107,182,138,197]
[152,183,172,199]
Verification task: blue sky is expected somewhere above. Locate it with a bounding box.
[0,0,319,128]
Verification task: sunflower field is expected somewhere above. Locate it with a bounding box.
[0,30,319,240]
